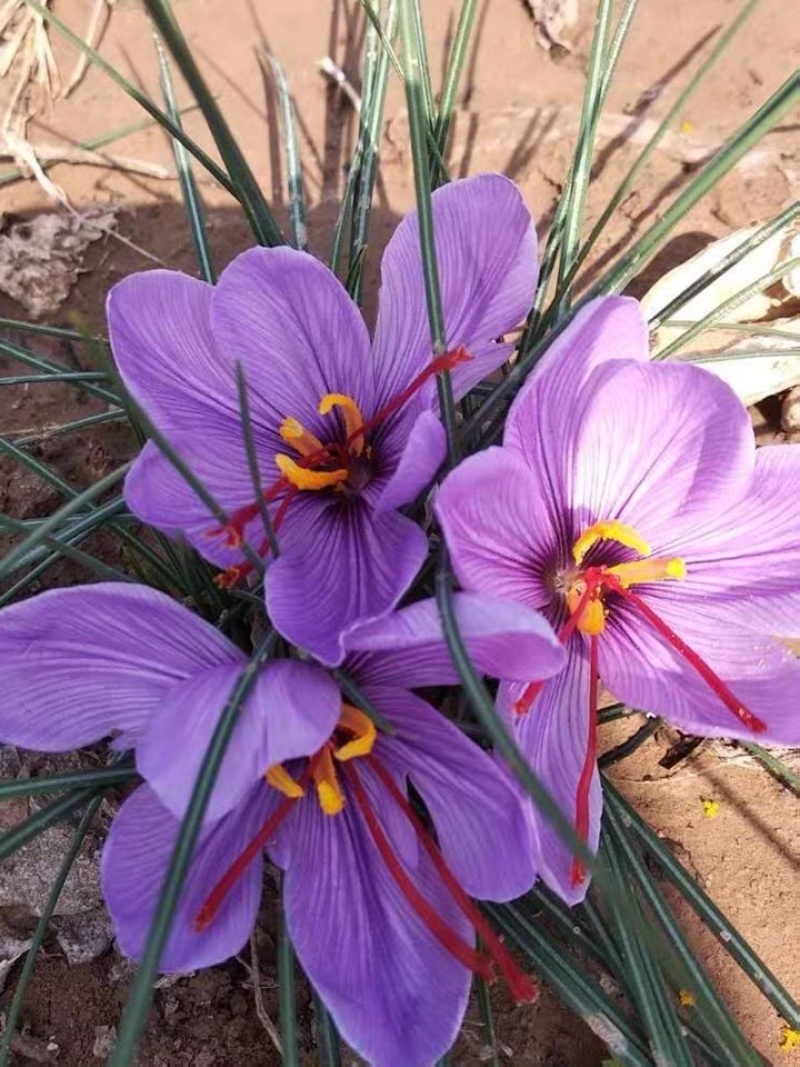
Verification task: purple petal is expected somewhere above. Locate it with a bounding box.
[281,763,472,1067]
[344,592,565,689]
[600,592,800,744]
[107,270,240,432]
[371,409,447,511]
[0,583,237,751]
[435,446,560,611]
[505,296,648,462]
[136,660,339,822]
[124,439,267,569]
[102,784,272,972]
[372,174,538,407]
[211,246,375,434]
[656,444,800,633]
[369,684,537,900]
[266,495,427,665]
[499,640,601,905]
[508,329,754,546]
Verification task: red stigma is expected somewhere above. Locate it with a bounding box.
[570,634,599,889]
[360,756,539,1004]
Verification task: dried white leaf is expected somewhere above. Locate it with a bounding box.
[680,324,800,406]
[523,0,579,52]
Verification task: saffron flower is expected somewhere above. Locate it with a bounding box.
[436,295,800,904]
[0,583,565,1067]
[107,173,538,664]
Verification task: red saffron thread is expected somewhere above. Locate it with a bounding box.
[367,755,538,1003]
[194,757,320,933]
[513,583,595,716]
[570,634,599,889]
[340,759,495,982]
[603,574,767,735]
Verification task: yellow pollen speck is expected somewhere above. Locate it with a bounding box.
[780,1027,800,1051]
[314,746,345,815]
[266,764,305,799]
[572,520,651,565]
[279,417,326,458]
[319,393,366,457]
[678,989,696,1007]
[701,797,720,818]
[275,453,348,491]
[334,703,377,762]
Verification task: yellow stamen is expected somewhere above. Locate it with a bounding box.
[314,746,345,815]
[334,703,377,762]
[678,989,696,1008]
[279,417,325,457]
[319,393,366,457]
[572,520,651,566]
[607,556,686,587]
[266,763,305,799]
[567,584,606,635]
[275,453,348,491]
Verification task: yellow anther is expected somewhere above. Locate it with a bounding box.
[780,1027,800,1051]
[279,417,325,458]
[572,520,651,566]
[334,703,377,762]
[275,454,348,492]
[701,798,720,818]
[567,584,606,636]
[319,393,365,457]
[313,746,345,816]
[266,763,305,799]
[678,989,696,1008]
[607,556,687,588]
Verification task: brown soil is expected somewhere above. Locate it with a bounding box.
[1,0,800,1064]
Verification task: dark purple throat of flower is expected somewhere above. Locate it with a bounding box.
[193,700,537,1004]
[512,519,768,889]
[212,348,472,588]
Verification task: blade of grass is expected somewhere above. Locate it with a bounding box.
[0,765,137,801]
[108,632,277,1067]
[143,0,284,247]
[13,409,127,446]
[0,788,99,862]
[435,561,594,872]
[647,201,800,331]
[655,255,800,360]
[600,832,696,1067]
[604,800,762,1067]
[277,905,300,1067]
[262,52,308,252]
[475,971,499,1067]
[0,463,130,583]
[486,901,654,1067]
[235,363,280,558]
[432,0,477,184]
[589,69,800,297]
[570,0,762,284]
[741,742,800,797]
[0,333,119,405]
[156,35,216,282]
[0,511,134,584]
[554,0,613,306]
[0,794,105,1066]
[313,992,342,1067]
[399,0,458,464]
[604,779,800,1028]
[598,716,660,769]
[1,371,106,386]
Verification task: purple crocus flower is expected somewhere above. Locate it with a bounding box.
[107,173,538,665]
[0,583,565,1067]
[435,295,800,904]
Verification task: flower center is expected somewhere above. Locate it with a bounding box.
[565,519,687,637]
[213,347,472,588]
[514,518,767,891]
[192,694,537,1002]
